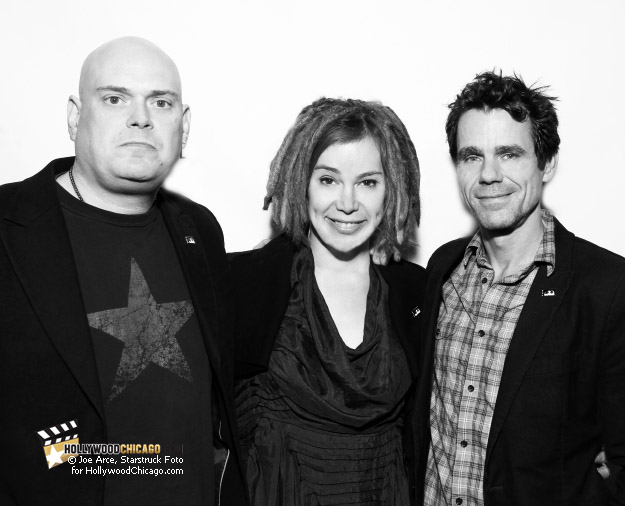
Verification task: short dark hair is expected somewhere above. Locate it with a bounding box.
[446,71,560,169]
[264,97,420,256]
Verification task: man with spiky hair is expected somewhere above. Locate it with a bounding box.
[416,72,625,505]
[0,37,246,506]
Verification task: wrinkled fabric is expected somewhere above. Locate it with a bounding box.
[236,247,411,506]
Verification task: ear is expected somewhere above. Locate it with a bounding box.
[67,95,81,141]
[542,153,558,183]
[181,105,191,149]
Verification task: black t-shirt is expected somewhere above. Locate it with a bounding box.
[59,184,214,505]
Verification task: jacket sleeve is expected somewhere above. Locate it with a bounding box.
[601,269,625,505]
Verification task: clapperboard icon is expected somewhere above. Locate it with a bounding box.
[37,419,79,469]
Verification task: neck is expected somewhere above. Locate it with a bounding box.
[57,166,157,215]
[309,237,371,275]
[480,206,544,279]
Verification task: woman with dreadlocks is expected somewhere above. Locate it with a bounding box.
[229,97,425,506]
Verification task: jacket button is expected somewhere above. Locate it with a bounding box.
[478,330,485,337]
[456,499,463,505]
[468,385,474,392]
[460,440,468,448]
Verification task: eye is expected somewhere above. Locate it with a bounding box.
[319,175,335,185]
[155,99,172,109]
[463,155,481,164]
[501,152,518,160]
[360,179,379,188]
[104,96,122,105]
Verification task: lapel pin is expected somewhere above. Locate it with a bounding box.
[411,306,421,317]
[541,289,555,297]
[185,236,196,244]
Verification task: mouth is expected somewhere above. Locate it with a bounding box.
[477,193,511,200]
[326,217,365,233]
[475,187,515,201]
[475,185,515,200]
[120,141,156,149]
[474,192,514,211]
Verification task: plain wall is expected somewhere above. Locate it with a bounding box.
[2,0,624,264]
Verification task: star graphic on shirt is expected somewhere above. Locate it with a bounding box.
[46,445,64,469]
[87,258,194,402]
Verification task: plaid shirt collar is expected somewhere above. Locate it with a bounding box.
[463,209,556,280]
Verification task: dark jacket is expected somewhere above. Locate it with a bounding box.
[227,234,427,503]
[0,158,246,506]
[415,218,625,505]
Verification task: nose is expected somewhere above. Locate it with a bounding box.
[479,156,503,184]
[126,100,153,129]
[335,185,358,213]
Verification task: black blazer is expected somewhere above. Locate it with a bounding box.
[0,158,245,506]
[415,218,625,505]
[227,234,426,503]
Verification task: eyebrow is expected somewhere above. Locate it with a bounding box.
[457,146,483,160]
[312,165,384,178]
[96,86,180,100]
[457,144,528,160]
[495,144,527,156]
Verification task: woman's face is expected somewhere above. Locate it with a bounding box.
[307,136,386,257]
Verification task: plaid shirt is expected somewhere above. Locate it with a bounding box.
[424,210,556,506]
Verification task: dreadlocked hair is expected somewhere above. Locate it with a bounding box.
[264,97,420,258]
[446,70,560,169]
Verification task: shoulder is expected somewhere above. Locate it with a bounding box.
[227,236,295,296]
[0,180,21,213]
[569,236,625,297]
[560,230,625,330]
[160,187,220,224]
[379,258,426,287]
[0,159,54,204]
[555,218,625,281]
[228,234,294,268]
[159,187,224,240]
[572,236,625,270]
[377,259,427,313]
[427,236,471,272]
[0,158,71,218]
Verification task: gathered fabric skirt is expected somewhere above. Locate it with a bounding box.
[235,246,412,506]
[237,392,410,506]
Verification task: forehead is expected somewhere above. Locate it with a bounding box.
[316,137,382,168]
[457,108,534,151]
[82,45,182,96]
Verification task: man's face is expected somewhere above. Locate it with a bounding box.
[69,41,190,196]
[455,108,556,233]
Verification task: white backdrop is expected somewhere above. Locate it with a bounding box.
[2,0,624,264]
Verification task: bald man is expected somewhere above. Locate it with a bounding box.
[0,37,246,506]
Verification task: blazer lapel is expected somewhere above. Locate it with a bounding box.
[486,220,575,464]
[229,235,295,374]
[0,159,105,420]
[422,240,469,378]
[379,262,424,379]
[412,239,469,444]
[159,197,225,380]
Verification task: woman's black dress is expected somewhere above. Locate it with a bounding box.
[235,248,412,506]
